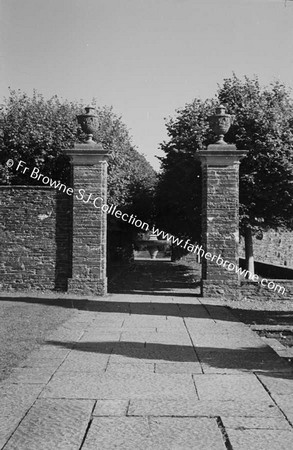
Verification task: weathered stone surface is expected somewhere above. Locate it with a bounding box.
[26,346,70,360]
[57,359,107,373]
[201,364,250,375]
[200,159,241,285]
[128,398,200,416]
[41,372,197,400]
[93,399,129,416]
[107,341,198,363]
[120,331,191,346]
[196,349,291,372]
[258,373,293,395]
[0,383,43,448]
[46,328,85,342]
[122,316,178,330]
[62,350,110,365]
[265,393,293,424]
[6,367,53,384]
[82,417,150,450]
[155,362,202,374]
[193,374,271,402]
[0,187,71,291]
[147,417,226,449]
[79,332,122,342]
[128,398,282,418]
[221,416,292,431]
[67,157,108,295]
[106,362,155,374]
[82,417,226,450]
[239,228,293,269]
[239,280,293,301]
[2,288,293,449]
[18,356,64,370]
[3,399,94,450]
[227,429,293,450]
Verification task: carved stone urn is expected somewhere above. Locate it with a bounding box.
[208,105,233,144]
[77,106,99,142]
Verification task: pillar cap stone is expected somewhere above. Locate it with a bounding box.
[65,142,110,165]
[197,144,248,166]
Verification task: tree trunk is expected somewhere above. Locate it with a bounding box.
[244,226,254,276]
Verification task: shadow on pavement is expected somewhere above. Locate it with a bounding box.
[1,296,293,328]
[0,299,230,320]
[46,339,293,375]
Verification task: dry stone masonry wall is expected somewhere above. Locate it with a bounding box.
[240,229,293,269]
[0,186,71,291]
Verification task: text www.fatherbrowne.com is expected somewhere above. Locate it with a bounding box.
[6,158,286,296]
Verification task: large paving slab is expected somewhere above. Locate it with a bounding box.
[226,428,293,450]
[0,383,44,448]
[193,373,273,402]
[81,417,226,450]
[128,397,282,418]
[2,399,94,450]
[221,416,292,431]
[41,372,198,400]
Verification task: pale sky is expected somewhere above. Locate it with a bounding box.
[1,0,293,170]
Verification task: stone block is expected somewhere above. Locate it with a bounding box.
[92,399,129,416]
[226,429,293,450]
[221,416,292,431]
[82,417,150,450]
[81,417,226,450]
[41,372,197,400]
[0,383,43,449]
[2,399,94,450]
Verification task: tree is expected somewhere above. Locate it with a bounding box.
[0,89,80,185]
[156,98,215,248]
[157,75,293,270]
[0,89,157,261]
[218,75,293,272]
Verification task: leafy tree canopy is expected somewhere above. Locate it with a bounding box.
[0,88,157,221]
[218,75,293,232]
[156,98,215,242]
[157,75,293,245]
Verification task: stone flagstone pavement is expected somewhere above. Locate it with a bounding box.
[1,261,293,449]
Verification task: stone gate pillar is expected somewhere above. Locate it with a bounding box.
[65,107,109,295]
[197,106,247,297]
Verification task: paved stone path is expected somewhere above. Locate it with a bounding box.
[1,261,293,449]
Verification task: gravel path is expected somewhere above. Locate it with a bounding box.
[0,295,76,382]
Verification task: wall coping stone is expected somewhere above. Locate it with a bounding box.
[0,186,62,190]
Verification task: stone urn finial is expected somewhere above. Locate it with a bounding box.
[208,105,233,144]
[77,106,99,143]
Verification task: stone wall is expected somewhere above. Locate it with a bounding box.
[240,229,293,268]
[67,159,108,295]
[239,280,293,301]
[201,160,241,298]
[0,186,71,291]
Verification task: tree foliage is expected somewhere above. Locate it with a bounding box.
[156,98,215,243]
[218,75,293,232]
[0,89,79,185]
[0,89,157,262]
[0,89,157,221]
[157,75,293,248]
